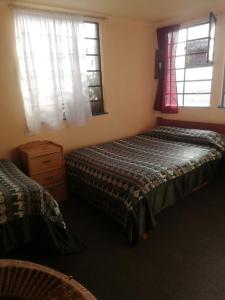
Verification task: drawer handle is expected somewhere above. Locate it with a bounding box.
[43,160,52,164]
[45,176,54,180]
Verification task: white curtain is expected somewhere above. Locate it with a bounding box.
[14,9,92,134]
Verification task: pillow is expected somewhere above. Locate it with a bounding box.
[145,126,225,152]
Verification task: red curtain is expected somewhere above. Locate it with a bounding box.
[154,25,180,113]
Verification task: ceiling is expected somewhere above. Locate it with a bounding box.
[13,0,225,22]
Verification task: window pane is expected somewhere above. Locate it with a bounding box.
[183,94,210,106]
[86,56,100,70]
[176,69,185,81]
[176,82,184,93]
[185,66,213,80]
[188,24,209,40]
[176,21,214,108]
[85,22,104,114]
[84,22,98,38]
[89,86,102,100]
[177,29,187,43]
[178,94,183,106]
[87,71,100,86]
[185,81,211,93]
[185,53,208,67]
[175,56,185,68]
[176,42,186,56]
[85,39,99,55]
[186,38,208,54]
[91,100,103,114]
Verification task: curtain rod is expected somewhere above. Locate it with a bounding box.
[8,2,108,20]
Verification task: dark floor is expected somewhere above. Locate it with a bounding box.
[10,178,225,300]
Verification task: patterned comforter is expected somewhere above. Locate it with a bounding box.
[0,160,81,255]
[65,126,225,243]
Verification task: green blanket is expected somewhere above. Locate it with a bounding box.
[0,160,82,255]
[66,127,225,243]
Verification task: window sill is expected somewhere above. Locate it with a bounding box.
[92,112,108,117]
[179,106,211,108]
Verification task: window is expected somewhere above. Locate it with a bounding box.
[175,14,216,107]
[84,22,104,115]
[14,10,106,134]
[14,10,96,134]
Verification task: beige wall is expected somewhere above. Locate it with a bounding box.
[0,1,156,161]
[154,14,225,124]
[4,2,223,163]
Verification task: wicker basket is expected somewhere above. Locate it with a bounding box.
[0,260,96,300]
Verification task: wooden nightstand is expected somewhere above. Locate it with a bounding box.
[18,141,66,202]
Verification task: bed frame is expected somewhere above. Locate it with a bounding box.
[157,117,225,134]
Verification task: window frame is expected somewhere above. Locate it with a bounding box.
[175,20,215,108]
[84,20,105,116]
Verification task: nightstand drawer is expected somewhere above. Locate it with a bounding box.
[29,153,63,175]
[32,168,65,187]
[48,183,66,202]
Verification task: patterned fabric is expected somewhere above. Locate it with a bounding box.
[65,132,223,238]
[0,160,81,255]
[146,126,225,152]
[0,160,64,227]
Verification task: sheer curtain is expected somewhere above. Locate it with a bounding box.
[14,9,92,134]
[154,25,180,113]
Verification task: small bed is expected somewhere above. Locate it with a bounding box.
[0,159,82,255]
[65,118,225,244]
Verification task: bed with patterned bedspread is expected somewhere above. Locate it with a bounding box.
[65,126,225,244]
[0,159,82,255]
